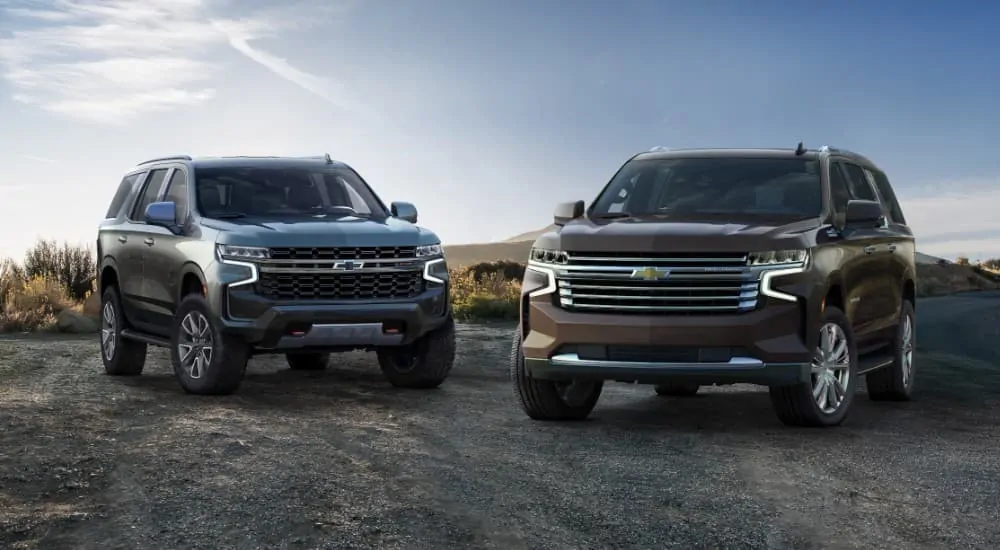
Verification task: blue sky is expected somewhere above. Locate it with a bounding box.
[1,0,999,260]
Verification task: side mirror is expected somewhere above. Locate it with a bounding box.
[391,201,418,223]
[145,201,178,228]
[844,199,885,227]
[553,200,585,226]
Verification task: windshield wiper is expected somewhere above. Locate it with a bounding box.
[211,212,247,219]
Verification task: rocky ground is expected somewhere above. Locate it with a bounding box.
[1,293,999,549]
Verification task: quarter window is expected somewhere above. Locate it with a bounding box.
[840,163,877,201]
[105,173,140,219]
[867,169,906,224]
[163,169,189,222]
[131,168,169,221]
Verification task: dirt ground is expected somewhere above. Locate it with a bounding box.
[1,294,999,550]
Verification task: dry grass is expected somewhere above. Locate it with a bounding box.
[449,264,521,321]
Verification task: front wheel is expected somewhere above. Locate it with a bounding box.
[169,294,250,395]
[510,331,602,421]
[376,317,455,389]
[769,305,858,427]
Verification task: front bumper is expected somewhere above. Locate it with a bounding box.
[521,299,814,387]
[216,283,450,351]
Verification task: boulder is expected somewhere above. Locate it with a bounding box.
[56,309,98,334]
[82,292,101,319]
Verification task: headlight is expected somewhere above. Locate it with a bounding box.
[529,247,568,265]
[217,244,270,261]
[416,244,443,258]
[748,249,807,266]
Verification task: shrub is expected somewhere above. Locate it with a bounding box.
[0,275,74,332]
[22,239,97,301]
[449,263,522,321]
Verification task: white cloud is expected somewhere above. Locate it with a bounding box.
[18,154,57,164]
[0,0,361,124]
[897,179,1000,259]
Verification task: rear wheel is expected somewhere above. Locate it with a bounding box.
[769,306,858,427]
[510,331,602,421]
[376,317,455,389]
[866,300,915,401]
[99,285,147,376]
[286,353,330,371]
[170,294,249,395]
[654,383,700,397]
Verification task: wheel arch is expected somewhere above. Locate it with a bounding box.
[177,262,208,303]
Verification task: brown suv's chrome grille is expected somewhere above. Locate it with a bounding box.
[256,271,423,301]
[268,246,416,261]
[555,252,758,314]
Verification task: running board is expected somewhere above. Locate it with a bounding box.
[857,352,894,375]
[120,329,171,347]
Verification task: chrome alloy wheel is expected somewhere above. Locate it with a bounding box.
[101,301,116,361]
[178,311,214,379]
[900,313,914,386]
[812,322,851,414]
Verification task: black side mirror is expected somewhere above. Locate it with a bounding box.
[390,201,418,223]
[844,199,885,228]
[553,200,585,226]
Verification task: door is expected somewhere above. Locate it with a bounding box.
[121,168,170,330]
[100,172,144,299]
[828,161,877,339]
[839,161,897,346]
[865,166,914,334]
[141,167,191,333]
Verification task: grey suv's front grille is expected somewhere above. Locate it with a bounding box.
[254,246,424,301]
[555,252,758,314]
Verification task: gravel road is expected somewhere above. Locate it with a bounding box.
[1,294,999,549]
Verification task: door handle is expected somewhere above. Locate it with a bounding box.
[143,237,155,246]
[864,245,876,255]
[887,244,897,253]
[117,235,127,243]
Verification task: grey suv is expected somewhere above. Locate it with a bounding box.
[97,154,455,395]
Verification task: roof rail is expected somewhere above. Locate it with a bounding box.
[136,155,192,166]
[647,146,671,152]
[818,144,873,161]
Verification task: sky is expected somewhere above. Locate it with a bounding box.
[0,0,999,261]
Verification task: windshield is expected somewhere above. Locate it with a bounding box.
[194,165,388,219]
[590,157,822,219]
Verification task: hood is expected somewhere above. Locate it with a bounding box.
[533,215,821,253]
[201,215,439,248]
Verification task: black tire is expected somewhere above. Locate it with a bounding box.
[654,383,700,397]
[286,353,330,371]
[99,285,147,376]
[169,294,249,395]
[510,330,602,421]
[769,306,858,427]
[376,317,455,389]
[866,300,915,401]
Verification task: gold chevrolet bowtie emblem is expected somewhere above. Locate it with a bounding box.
[633,266,670,281]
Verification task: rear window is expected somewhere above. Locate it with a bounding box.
[591,157,822,219]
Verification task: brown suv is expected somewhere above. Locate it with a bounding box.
[510,144,916,427]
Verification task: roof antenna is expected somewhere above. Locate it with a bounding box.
[794,141,806,156]
[324,153,333,164]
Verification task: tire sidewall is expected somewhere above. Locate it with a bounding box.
[808,306,859,424]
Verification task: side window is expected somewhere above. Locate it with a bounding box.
[867,169,906,225]
[828,163,851,225]
[163,169,189,222]
[841,162,877,201]
[130,168,169,221]
[105,173,140,218]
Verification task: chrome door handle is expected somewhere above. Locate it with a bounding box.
[864,245,876,255]
[117,235,127,243]
[143,238,155,246]
[887,244,897,253]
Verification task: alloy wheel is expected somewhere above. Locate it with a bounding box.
[178,311,214,379]
[811,322,851,414]
[101,301,116,361]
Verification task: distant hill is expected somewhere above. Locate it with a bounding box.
[503,225,556,243]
